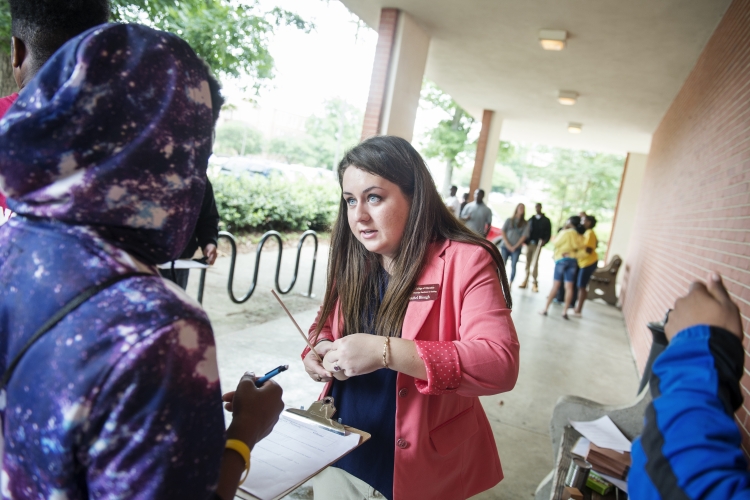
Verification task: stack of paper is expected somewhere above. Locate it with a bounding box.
[569,416,632,493]
[569,416,631,452]
[587,443,631,479]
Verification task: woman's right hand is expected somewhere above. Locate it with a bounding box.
[223,372,284,449]
[303,340,335,382]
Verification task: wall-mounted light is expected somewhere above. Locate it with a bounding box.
[568,122,583,134]
[558,91,578,105]
[539,30,567,51]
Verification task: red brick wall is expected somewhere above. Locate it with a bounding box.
[622,0,750,450]
[361,8,399,141]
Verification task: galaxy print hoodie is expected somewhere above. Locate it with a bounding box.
[0,24,225,499]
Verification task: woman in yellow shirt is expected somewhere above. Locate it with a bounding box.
[540,216,583,319]
[573,215,599,317]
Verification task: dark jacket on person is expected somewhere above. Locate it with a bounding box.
[629,324,749,499]
[180,179,220,259]
[528,213,551,245]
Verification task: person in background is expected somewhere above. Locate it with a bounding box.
[460,188,493,237]
[629,273,747,499]
[518,203,551,293]
[0,24,284,499]
[302,136,519,500]
[554,216,585,306]
[460,192,469,214]
[572,215,598,317]
[539,216,582,319]
[444,185,461,218]
[159,178,220,288]
[158,66,221,290]
[499,203,529,285]
[0,0,111,212]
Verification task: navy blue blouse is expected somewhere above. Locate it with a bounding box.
[330,270,397,499]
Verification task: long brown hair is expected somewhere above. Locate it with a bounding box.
[512,203,527,228]
[315,136,512,340]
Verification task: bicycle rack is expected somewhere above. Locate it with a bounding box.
[195,229,318,304]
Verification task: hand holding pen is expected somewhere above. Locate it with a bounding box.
[222,365,289,413]
[255,365,289,387]
[222,370,285,452]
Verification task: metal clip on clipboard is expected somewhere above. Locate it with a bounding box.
[286,396,347,435]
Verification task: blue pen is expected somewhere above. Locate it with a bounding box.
[255,364,289,387]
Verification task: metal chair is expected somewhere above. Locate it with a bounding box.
[534,320,668,500]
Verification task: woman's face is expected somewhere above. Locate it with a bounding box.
[516,204,525,218]
[342,166,411,270]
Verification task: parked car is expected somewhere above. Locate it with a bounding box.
[486,208,504,246]
[209,155,336,182]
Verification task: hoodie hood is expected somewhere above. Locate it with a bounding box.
[0,23,213,264]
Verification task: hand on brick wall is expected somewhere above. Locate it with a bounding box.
[665,272,743,342]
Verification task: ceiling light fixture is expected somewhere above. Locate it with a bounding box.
[558,91,578,105]
[539,30,567,51]
[568,122,583,134]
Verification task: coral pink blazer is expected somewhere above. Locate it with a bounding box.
[303,239,520,500]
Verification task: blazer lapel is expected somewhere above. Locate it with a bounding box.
[401,240,449,340]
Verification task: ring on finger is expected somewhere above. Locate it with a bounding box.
[315,374,322,381]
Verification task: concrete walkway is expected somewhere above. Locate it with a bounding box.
[197,245,639,499]
[472,251,639,499]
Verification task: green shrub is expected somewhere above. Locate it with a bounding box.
[211,172,340,233]
[213,122,263,157]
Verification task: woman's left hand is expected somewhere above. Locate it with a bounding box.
[324,334,384,378]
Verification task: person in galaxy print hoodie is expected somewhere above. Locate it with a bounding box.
[0,23,283,499]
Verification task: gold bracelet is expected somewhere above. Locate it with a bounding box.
[382,336,390,369]
[225,439,251,484]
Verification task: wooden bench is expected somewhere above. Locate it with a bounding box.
[588,255,622,306]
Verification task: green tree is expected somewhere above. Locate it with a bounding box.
[502,144,625,228]
[111,0,309,88]
[267,98,363,169]
[267,136,318,166]
[0,0,14,96]
[492,164,520,194]
[420,81,474,196]
[213,121,263,156]
[0,0,310,94]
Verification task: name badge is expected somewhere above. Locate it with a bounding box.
[410,284,439,301]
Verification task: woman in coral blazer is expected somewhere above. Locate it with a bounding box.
[301,136,520,500]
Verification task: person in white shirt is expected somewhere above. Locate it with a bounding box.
[460,189,493,237]
[444,185,461,218]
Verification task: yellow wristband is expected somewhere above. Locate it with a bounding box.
[225,439,251,484]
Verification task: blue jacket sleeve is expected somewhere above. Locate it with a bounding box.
[629,325,750,499]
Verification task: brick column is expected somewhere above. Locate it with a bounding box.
[361,9,399,141]
[468,110,502,200]
[361,9,430,143]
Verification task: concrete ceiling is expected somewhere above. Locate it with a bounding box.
[338,0,731,153]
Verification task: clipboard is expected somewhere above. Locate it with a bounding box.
[235,397,370,500]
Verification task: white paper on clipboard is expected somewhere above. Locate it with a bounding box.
[238,412,361,500]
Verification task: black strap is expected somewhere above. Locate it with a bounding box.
[1,272,153,390]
